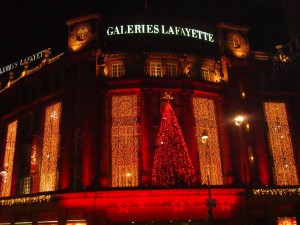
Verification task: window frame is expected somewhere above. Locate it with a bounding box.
[201,68,210,81]
[23,176,32,194]
[166,63,177,77]
[112,63,124,77]
[150,62,162,77]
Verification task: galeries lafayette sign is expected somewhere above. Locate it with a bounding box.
[106,24,214,42]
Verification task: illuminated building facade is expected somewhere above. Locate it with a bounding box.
[0,6,300,225]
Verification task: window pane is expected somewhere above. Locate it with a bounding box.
[201,68,210,81]
[166,63,177,76]
[150,63,162,77]
[23,176,32,194]
[112,63,124,77]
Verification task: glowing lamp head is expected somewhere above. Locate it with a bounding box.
[201,130,208,143]
[234,115,244,126]
[0,170,7,176]
[126,173,132,177]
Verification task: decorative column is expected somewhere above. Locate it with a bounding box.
[140,89,153,186]
[217,97,234,185]
[181,91,199,180]
[220,56,229,82]
[98,92,110,187]
[251,106,272,185]
[59,64,77,190]
[79,62,98,188]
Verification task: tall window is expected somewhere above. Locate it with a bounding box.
[166,63,177,77]
[193,97,223,185]
[263,102,298,186]
[40,102,62,192]
[150,63,162,77]
[112,63,124,77]
[1,120,18,197]
[111,95,140,187]
[23,176,32,194]
[201,68,210,81]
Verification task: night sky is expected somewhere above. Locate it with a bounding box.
[0,0,287,69]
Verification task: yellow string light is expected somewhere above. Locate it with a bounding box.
[1,120,18,197]
[0,195,51,206]
[40,102,62,192]
[278,217,297,225]
[111,95,139,187]
[193,97,223,185]
[252,188,300,196]
[264,102,298,186]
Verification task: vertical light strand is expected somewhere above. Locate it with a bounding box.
[40,102,62,192]
[193,97,223,185]
[264,102,298,186]
[1,120,17,197]
[111,95,140,187]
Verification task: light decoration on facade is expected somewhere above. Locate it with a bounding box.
[193,97,223,185]
[40,102,62,192]
[1,120,18,197]
[0,195,50,206]
[152,99,197,186]
[66,222,86,225]
[263,102,298,186]
[111,95,139,187]
[252,188,300,196]
[278,217,297,225]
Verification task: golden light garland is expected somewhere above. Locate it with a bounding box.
[111,95,140,187]
[1,120,18,197]
[278,217,297,225]
[40,102,62,192]
[0,195,51,206]
[193,97,223,185]
[252,188,300,196]
[263,102,299,186]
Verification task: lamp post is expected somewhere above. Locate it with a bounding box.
[234,115,251,225]
[201,130,215,225]
[234,115,246,184]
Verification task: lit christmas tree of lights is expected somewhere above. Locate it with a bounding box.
[152,95,197,186]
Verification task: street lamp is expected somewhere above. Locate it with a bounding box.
[201,130,208,143]
[234,115,244,126]
[201,130,215,225]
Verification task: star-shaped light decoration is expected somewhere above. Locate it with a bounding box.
[220,198,235,211]
[162,92,174,100]
[138,201,144,208]
[172,201,185,212]
[117,202,130,214]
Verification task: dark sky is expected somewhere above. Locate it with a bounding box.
[0,0,287,68]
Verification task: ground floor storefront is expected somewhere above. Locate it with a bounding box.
[0,188,299,225]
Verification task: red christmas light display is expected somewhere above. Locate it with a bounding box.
[152,100,197,186]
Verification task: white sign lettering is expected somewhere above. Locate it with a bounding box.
[106,24,214,42]
[0,48,51,75]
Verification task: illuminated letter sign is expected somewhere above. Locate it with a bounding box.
[0,48,51,75]
[106,24,214,42]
